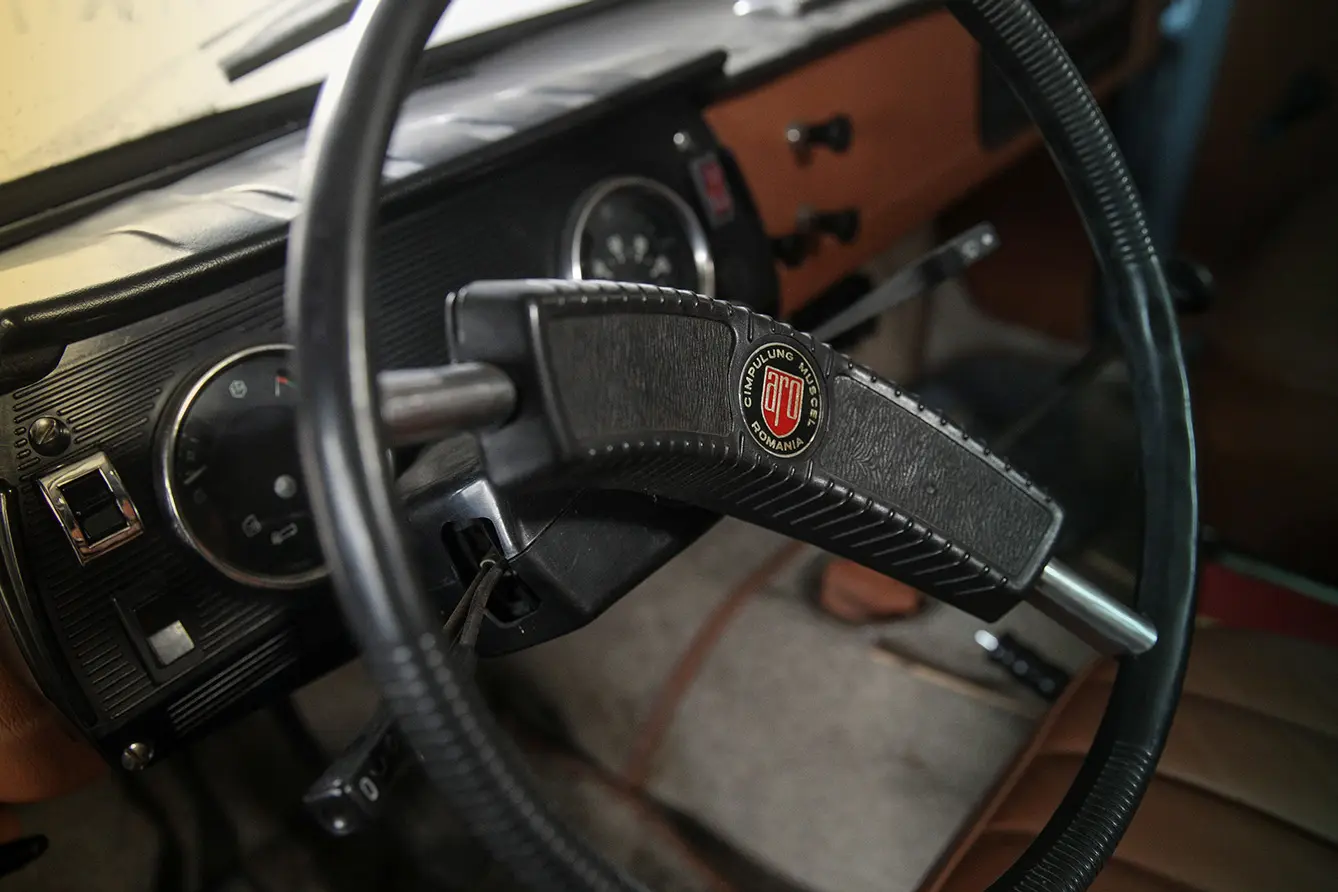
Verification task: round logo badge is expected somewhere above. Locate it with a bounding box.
[739,341,823,458]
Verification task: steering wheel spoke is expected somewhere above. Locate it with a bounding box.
[379,300,1157,657]
[432,278,1059,620]
[385,278,1155,654]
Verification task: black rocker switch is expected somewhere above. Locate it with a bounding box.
[60,472,126,543]
[38,452,144,563]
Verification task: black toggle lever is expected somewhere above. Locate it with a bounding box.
[975,629,1070,701]
[302,703,407,836]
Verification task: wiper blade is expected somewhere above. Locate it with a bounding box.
[219,0,357,82]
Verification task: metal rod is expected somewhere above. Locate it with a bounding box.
[992,343,1118,453]
[810,222,999,343]
[1030,559,1158,656]
[378,363,516,447]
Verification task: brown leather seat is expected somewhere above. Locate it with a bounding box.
[918,625,1338,892]
[0,642,105,843]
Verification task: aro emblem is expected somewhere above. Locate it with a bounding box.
[739,341,823,458]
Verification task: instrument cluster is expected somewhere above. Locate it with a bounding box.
[0,95,776,767]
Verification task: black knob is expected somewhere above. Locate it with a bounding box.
[772,233,811,268]
[771,207,861,268]
[1164,256,1215,315]
[786,114,854,160]
[812,208,860,244]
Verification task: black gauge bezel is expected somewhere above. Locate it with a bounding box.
[563,175,716,298]
[158,343,328,590]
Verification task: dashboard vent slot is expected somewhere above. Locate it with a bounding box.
[167,628,298,736]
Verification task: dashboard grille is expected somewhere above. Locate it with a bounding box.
[9,279,288,723]
[6,173,572,723]
[167,627,298,736]
[0,99,761,744]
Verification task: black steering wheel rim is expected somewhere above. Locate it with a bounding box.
[285,1,1199,889]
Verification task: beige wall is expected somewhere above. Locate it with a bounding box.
[0,1,271,181]
[0,0,586,184]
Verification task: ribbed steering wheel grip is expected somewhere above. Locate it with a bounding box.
[448,279,1063,619]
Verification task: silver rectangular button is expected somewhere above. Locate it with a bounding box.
[146,621,196,667]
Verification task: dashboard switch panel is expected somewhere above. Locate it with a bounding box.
[37,452,143,563]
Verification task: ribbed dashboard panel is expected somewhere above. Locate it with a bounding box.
[10,280,288,724]
[0,98,777,758]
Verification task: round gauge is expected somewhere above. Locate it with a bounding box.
[566,176,715,297]
[159,344,326,589]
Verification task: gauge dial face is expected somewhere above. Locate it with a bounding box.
[568,178,715,296]
[161,345,325,589]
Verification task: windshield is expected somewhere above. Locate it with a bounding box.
[0,0,594,186]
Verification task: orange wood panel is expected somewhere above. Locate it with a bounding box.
[706,3,1160,317]
[942,148,1097,345]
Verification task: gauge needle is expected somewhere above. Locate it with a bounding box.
[648,255,672,279]
[183,467,208,486]
[275,374,292,397]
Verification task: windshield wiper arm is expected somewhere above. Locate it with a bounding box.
[219,0,358,82]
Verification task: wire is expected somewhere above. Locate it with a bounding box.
[456,557,505,673]
[442,551,502,646]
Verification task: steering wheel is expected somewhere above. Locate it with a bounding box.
[285,0,1198,889]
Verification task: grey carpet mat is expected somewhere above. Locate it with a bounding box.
[493,519,1095,892]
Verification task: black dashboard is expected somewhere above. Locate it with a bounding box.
[0,0,1130,775]
[0,90,777,768]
